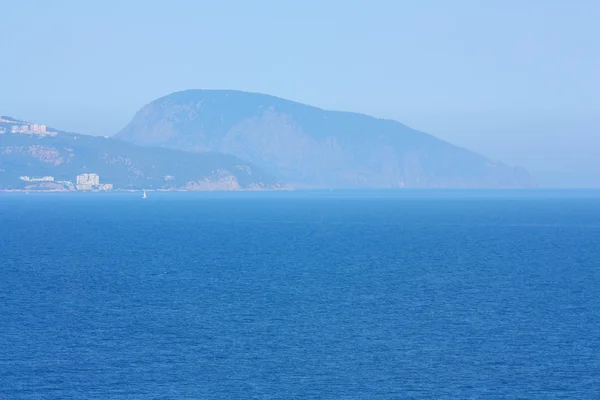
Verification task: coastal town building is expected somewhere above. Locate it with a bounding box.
[76,173,112,191]
[77,173,100,186]
[9,123,56,136]
[19,176,55,182]
[15,174,112,191]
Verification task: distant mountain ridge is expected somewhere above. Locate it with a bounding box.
[115,89,535,188]
[0,116,283,191]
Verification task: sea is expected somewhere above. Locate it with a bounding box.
[1,190,599,399]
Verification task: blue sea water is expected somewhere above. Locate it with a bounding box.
[1,190,599,399]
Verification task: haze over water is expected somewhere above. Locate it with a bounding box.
[1,190,599,398]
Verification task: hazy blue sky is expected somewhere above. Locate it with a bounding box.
[1,0,598,184]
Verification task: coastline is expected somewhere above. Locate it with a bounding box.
[0,187,295,193]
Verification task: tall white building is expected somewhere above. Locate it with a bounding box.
[30,124,46,133]
[76,173,100,186]
[9,124,48,134]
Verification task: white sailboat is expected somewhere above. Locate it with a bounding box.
[142,189,147,199]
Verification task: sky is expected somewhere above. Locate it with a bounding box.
[1,0,599,186]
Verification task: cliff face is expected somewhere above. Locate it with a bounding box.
[0,128,283,191]
[115,90,536,188]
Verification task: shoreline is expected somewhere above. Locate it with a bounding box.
[0,188,296,193]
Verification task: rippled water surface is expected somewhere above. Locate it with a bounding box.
[1,190,599,399]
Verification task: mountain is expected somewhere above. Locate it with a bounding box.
[115,90,535,188]
[0,117,283,191]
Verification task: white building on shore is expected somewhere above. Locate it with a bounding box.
[76,173,112,191]
[20,176,55,182]
[10,123,56,136]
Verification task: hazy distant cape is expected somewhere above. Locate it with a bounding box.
[0,117,282,191]
[115,90,534,188]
